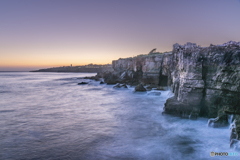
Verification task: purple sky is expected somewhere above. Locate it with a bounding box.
[1,0,240,71]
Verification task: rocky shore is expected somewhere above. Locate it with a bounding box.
[92,41,240,149]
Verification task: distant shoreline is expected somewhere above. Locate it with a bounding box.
[0,71,29,72]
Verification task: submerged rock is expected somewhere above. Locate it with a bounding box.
[78,82,88,85]
[135,84,147,92]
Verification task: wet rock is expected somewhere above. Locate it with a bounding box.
[146,86,152,91]
[230,127,237,141]
[121,84,128,88]
[230,139,240,149]
[135,84,147,92]
[100,81,104,84]
[103,72,119,85]
[113,83,128,89]
[78,82,88,85]
[146,84,157,91]
[155,86,168,91]
[208,108,229,127]
[83,76,99,81]
[163,97,193,118]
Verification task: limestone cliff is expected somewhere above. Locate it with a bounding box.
[104,41,240,121]
[99,41,240,148]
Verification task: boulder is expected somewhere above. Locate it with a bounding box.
[103,72,119,85]
[208,108,229,128]
[135,84,147,92]
[113,83,128,89]
[100,81,104,84]
[121,84,128,88]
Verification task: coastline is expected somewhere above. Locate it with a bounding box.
[90,41,240,149]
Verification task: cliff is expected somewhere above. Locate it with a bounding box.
[100,41,240,147]
[106,41,240,120]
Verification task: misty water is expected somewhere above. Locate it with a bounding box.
[0,72,238,160]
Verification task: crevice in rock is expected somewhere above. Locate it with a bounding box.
[158,56,168,86]
[199,65,208,117]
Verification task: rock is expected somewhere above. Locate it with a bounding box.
[103,72,119,85]
[155,86,168,91]
[113,83,121,88]
[135,84,147,92]
[78,82,88,85]
[146,84,157,91]
[100,81,104,84]
[163,97,192,117]
[83,76,99,81]
[113,83,128,89]
[207,108,228,127]
[230,139,240,149]
[121,84,128,88]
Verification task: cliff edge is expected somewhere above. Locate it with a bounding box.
[98,41,240,148]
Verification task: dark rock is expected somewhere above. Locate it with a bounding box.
[100,81,104,84]
[84,76,99,81]
[135,84,147,92]
[230,139,240,149]
[230,127,237,141]
[78,82,88,85]
[155,86,168,91]
[146,84,157,91]
[146,86,152,91]
[113,84,121,88]
[113,83,128,89]
[121,84,128,88]
[163,97,196,118]
[103,72,119,85]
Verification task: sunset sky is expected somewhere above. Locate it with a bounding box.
[1,0,240,71]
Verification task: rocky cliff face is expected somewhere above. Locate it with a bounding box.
[112,52,171,86]
[166,41,240,122]
[100,41,240,149]
[107,41,240,122]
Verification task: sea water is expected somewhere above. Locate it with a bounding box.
[0,72,238,160]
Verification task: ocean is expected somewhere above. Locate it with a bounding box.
[0,72,237,160]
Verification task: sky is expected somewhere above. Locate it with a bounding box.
[0,0,240,71]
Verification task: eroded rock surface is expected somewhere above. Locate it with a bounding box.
[98,41,240,121]
[94,41,240,148]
